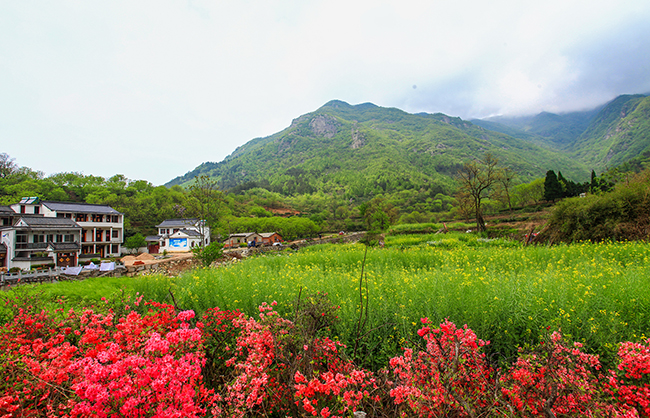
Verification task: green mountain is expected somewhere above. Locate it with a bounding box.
[571,95,650,170]
[473,94,650,173]
[166,100,591,199]
[472,108,601,149]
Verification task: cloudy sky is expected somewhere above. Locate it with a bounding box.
[2,1,650,185]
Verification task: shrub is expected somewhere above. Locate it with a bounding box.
[542,169,650,242]
[192,242,224,267]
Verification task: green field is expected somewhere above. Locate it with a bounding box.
[4,234,650,370]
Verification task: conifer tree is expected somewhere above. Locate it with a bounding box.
[543,170,563,202]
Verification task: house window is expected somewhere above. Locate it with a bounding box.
[56,235,63,243]
[64,234,74,242]
[20,205,25,213]
[34,206,40,214]
[111,244,119,253]
[34,235,45,243]
[112,230,119,238]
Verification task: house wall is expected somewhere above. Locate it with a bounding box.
[161,234,205,252]
[10,203,40,215]
[1,230,15,269]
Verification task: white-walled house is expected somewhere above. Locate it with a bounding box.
[2,198,124,270]
[146,218,210,253]
[12,200,124,259]
[1,216,82,271]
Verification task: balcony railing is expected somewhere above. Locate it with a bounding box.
[15,243,48,250]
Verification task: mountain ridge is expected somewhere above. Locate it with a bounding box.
[166,100,599,197]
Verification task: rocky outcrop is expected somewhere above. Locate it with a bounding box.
[309,115,339,138]
[351,124,365,149]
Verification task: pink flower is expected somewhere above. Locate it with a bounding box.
[177,310,195,322]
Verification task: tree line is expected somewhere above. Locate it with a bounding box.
[1,152,634,244]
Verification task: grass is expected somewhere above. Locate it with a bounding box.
[3,236,650,370]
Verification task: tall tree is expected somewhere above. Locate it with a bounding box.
[0,153,17,178]
[543,170,563,202]
[496,167,516,212]
[455,153,500,232]
[358,197,399,232]
[188,175,223,246]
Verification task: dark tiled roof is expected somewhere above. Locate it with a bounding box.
[146,235,163,242]
[169,229,203,237]
[42,201,122,215]
[49,242,81,251]
[157,218,201,228]
[0,205,15,214]
[16,216,80,229]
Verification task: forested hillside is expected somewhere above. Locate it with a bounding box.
[166,100,591,198]
[474,94,650,172]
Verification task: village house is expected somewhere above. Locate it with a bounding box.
[260,232,283,246]
[224,232,282,248]
[146,218,210,253]
[224,232,262,248]
[1,197,124,271]
[1,216,82,270]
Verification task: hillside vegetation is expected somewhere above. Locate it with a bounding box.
[480,94,650,173]
[541,169,650,242]
[167,100,591,198]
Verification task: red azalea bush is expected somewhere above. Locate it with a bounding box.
[389,318,498,417]
[609,339,650,416]
[0,296,214,418]
[2,292,650,417]
[213,301,382,418]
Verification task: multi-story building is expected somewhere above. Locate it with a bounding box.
[37,201,123,259]
[1,215,82,270]
[4,198,124,268]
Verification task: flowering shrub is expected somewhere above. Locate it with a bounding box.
[199,306,242,390]
[499,329,617,417]
[0,303,80,416]
[609,339,650,416]
[2,292,650,418]
[215,300,381,418]
[0,297,212,418]
[389,318,499,417]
